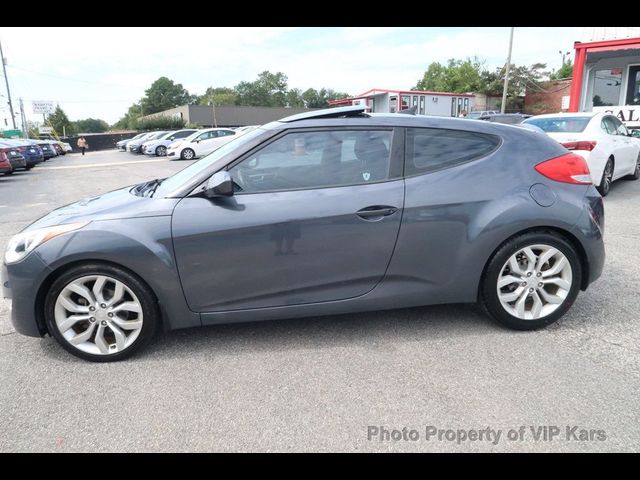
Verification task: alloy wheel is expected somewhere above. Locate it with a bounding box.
[182,149,194,160]
[602,161,613,195]
[54,275,144,355]
[496,244,572,320]
[157,146,167,156]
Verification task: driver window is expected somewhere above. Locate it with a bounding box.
[612,117,629,136]
[228,130,392,193]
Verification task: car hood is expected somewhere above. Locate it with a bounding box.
[26,185,180,230]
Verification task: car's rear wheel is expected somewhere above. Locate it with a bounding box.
[181,148,195,160]
[626,153,640,180]
[44,264,159,362]
[480,232,581,330]
[156,145,167,156]
[597,158,614,196]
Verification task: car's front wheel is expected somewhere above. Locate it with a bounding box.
[480,232,581,330]
[156,145,167,156]
[44,263,159,362]
[181,148,195,160]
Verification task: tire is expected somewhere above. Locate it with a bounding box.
[626,153,640,180]
[156,145,167,157]
[4,171,13,175]
[181,148,195,160]
[44,263,159,362]
[25,166,33,171]
[480,231,582,330]
[596,158,614,196]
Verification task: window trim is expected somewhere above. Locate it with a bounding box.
[221,126,404,196]
[403,127,502,179]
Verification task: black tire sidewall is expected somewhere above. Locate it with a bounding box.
[44,263,158,362]
[597,159,613,196]
[481,232,582,330]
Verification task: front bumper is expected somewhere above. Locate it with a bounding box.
[2,254,51,337]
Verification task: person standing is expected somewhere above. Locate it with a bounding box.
[77,137,88,156]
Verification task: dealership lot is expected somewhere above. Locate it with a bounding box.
[1,150,639,452]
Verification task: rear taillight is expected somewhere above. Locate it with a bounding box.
[535,153,592,185]
[561,140,597,151]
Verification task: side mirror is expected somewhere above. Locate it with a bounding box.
[630,130,640,139]
[204,171,234,198]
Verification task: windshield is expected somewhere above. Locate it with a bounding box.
[153,127,266,198]
[524,116,591,133]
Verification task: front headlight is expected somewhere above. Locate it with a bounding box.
[4,222,90,264]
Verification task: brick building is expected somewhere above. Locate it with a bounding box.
[524,79,572,115]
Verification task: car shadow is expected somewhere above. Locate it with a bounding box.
[37,303,509,363]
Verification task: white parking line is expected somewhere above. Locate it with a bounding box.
[37,158,168,170]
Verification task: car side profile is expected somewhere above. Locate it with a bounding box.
[1,106,605,362]
[142,129,197,156]
[524,112,640,196]
[166,128,237,160]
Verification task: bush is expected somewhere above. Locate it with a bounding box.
[134,116,186,131]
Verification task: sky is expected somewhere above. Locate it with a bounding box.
[0,27,589,126]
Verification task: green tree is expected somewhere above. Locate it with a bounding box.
[198,87,237,106]
[550,59,573,80]
[112,102,143,130]
[140,77,196,115]
[286,88,305,107]
[47,106,75,136]
[234,71,289,107]
[301,88,350,108]
[74,118,109,133]
[414,58,485,93]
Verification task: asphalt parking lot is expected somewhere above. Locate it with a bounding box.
[1,150,639,452]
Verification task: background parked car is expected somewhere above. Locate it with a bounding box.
[116,132,146,151]
[128,131,167,154]
[0,149,13,175]
[34,140,58,160]
[0,139,43,169]
[166,128,237,160]
[478,113,532,124]
[0,142,30,173]
[524,112,640,196]
[467,110,498,119]
[142,129,197,156]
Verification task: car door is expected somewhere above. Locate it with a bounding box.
[611,116,638,176]
[602,116,631,178]
[171,128,404,315]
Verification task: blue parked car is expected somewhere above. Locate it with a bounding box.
[0,139,44,168]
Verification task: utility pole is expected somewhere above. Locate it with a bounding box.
[209,101,217,127]
[501,27,515,114]
[19,97,28,138]
[0,39,17,129]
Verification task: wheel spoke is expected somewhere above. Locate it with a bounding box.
[66,282,95,304]
[111,301,142,314]
[536,247,558,272]
[538,288,564,304]
[94,324,110,354]
[508,257,526,276]
[108,280,126,306]
[111,317,143,331]
[69,322,96,345]
[522,247,537,272]
[92,276,107,304]
[515,289,528,318]
[541,256,567,277]
[530,291,543,318]
[59,296,90,314]
[58,314,91,332]
[498,275,522,288]
[499,286,525,303]
[109,323,127,351]
[542,277,571,291]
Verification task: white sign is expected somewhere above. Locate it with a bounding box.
[592,105,640,129]
[39,126,53,134]
[561,96,570,110]
[32,101,55,114]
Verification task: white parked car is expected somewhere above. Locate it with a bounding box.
[142,129,197,156]
[166,128,237,160]
[524,112,640,196]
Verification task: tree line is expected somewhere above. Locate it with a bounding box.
[43,57,573,135]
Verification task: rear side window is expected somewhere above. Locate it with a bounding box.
[405,128,500,176]
[525,116,590,133]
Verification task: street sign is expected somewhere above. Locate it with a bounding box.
[32,101,55,114]
[1,129,22,138]
[39,126,53,134]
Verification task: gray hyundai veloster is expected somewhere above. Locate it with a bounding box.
[1,106,605,361]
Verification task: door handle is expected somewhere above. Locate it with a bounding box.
[356,205,398,219]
